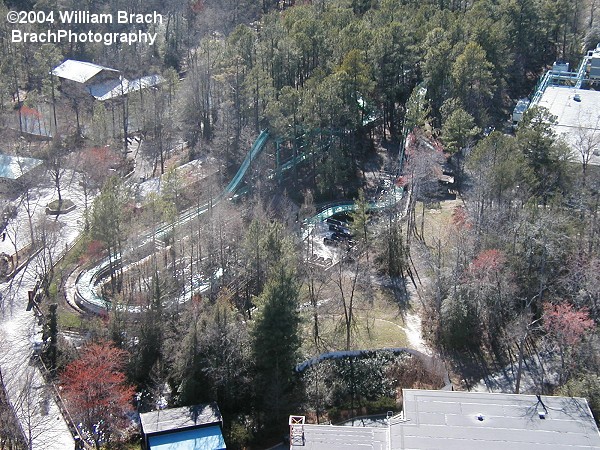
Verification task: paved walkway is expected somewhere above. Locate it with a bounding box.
[0,170,88,449]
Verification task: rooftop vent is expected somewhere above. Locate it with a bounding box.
[477,414,484,421]
[538,410,546,419]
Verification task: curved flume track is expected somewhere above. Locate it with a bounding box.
[75,130,269,312]
[74,129,404,312]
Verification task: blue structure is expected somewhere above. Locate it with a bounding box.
[140,403,226,450]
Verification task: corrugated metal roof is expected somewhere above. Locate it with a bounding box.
[128,74,164,92]
[51,59,163,100]
[0,154,43,180]
[90,74,164,101]
[140,403,222,435]
[51,59,119,84]
[88,77,128,101]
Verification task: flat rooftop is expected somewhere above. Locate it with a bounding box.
[297,424,388,450]
[536,86,600,166]
[140,403,222,435]
[292,389,600,450]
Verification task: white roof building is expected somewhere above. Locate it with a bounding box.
[51,59,163,101]
[51,59,119,84]
[291,389,600,450]
[536,86,600,166]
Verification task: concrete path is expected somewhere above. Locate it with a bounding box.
[0,170,89,449]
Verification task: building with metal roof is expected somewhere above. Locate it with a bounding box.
[0,154,44,193]
[140,403,226,450]
[51,59,119,84]
[290,389,600,450]
[51,59,164,102]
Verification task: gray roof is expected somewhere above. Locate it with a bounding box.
[140,403,222,436]
[297,424,388,450]
[51,59,163,101]
[52,59,119,84]
[87,77,128,101]
[536,86,600,166]
[128,74,164,92]
[0,154,43,180]
[293,389,600,450]
[90,74,164,101]
[514,98,530,114]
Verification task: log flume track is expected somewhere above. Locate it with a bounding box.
[74,129,403,312]
[75,130,269,312]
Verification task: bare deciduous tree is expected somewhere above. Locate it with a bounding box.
[573,125,600,186]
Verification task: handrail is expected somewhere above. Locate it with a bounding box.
[75,130,270,312]
[35,356,91,449]
[76,129,404,312]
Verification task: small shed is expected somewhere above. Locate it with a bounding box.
[512,98,530,123]
[140,403,226,450]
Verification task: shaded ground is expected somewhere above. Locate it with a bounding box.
[0,171,87,449]
[408,197,561,394]
[299,280,410,356]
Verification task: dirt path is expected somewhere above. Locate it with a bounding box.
[374,314,430,356]
[402,311,431,356]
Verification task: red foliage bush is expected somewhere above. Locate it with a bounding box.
[543,302,594,347]
[60,341,134,447]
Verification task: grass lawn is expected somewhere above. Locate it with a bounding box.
[415,199,462,248]
[300,286,409,356]
[58,308,85,330]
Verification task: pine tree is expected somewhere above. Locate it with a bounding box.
[350,188,371,261]
[251,264,300,429]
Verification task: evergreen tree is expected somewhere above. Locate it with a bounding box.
[43,303,58,372]
[516,107,573,204]
[251,264,300,430]
[451,41,495,122]
[351,188,372,261]
[441,106,480,154]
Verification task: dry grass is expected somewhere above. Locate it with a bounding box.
[415,198,463,248]
[299,197,464,357]
[300,284,409,355]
